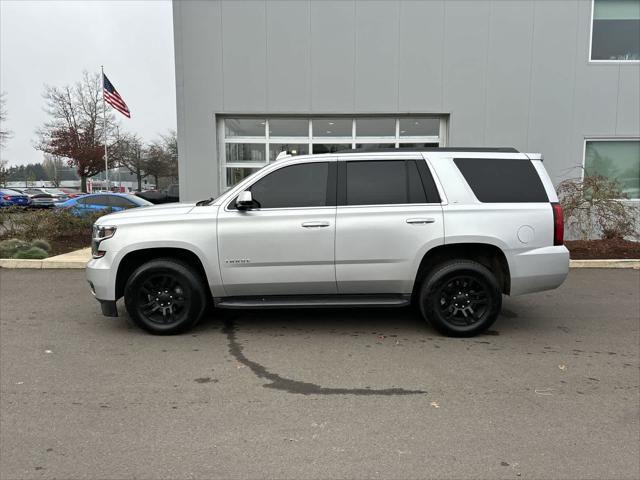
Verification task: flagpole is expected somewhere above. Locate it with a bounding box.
[101,65,109,192]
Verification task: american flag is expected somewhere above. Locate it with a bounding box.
[103,73,130,118]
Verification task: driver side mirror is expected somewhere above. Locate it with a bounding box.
[236,190,255,210]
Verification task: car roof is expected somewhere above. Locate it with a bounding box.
[275,146,540,165]
[335,146,520,154]
[85,192,131,197]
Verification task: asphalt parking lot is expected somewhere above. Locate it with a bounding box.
[0,269,638,480]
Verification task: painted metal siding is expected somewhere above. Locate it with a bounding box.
[173,0,640,202]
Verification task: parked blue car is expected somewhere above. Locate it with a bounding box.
[55,193,153,216]
[0,188,31,207]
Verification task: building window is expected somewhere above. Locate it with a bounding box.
[584,139,640,199]
[590,0,640,61]
[219,116,445,189]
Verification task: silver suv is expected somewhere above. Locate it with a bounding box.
[87,148,569,337]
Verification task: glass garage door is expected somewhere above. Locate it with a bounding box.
[219,116,446,190]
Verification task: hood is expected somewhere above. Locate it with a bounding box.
[95,202,197,225]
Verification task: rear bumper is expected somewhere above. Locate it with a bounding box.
[509,246,570,296]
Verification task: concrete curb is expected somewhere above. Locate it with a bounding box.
[0,259,87,269]
[569,259,640,269]
[0,248,90,269]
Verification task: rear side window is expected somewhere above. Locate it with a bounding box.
[84,195,110,206]
[344,160,438,206]
[249,162,331,209]
[110,196,137,208]
[454,158,548,203]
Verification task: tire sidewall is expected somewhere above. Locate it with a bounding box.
[124,259,206,335]
[420,261,502,337]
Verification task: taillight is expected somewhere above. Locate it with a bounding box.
[2,196,12,201]
[551,202,564,246]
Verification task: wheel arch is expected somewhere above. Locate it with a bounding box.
[411,242,511,299]
[115,247,210,300]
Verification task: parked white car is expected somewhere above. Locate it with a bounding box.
[87,147,569,336]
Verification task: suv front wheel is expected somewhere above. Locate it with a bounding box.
[124,258,207,334]
[419,260,502,337]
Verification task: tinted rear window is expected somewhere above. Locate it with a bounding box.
[454,158,548,203]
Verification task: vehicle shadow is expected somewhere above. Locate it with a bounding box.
[193,300,526,337]
[197,305,427,335]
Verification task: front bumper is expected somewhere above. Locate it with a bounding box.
[509,245,570,296]
[99,299,118,317]
[86,252,120,319]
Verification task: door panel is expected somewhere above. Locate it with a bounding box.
[335,157,444,294]
[335,205,443,294]
[217,207,337,296]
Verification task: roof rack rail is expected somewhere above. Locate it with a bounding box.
[333,146,520,154]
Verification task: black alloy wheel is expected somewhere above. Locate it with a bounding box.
[124,258,207,334]
[136,273,188,325]
[436,275,490,327]
[419,260,502,337]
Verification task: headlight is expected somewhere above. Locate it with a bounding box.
[91,225,117,258]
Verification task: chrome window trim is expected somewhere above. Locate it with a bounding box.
[222,157,337,212]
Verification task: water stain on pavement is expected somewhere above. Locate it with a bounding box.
[222,317,426,396]
[194,377,218,384]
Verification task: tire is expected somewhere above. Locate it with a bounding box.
[419,260,502,337]
[124,258,207,335]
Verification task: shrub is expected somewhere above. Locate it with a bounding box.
[14,246,49,259]
[557,174,639,241]
[31,239,52,252]
[0,208,104,243]
[0,239,54,259]
[0,238,26,258]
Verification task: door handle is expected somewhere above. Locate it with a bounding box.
[406,218,436,225]
[302,221,330,228]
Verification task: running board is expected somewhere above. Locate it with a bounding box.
[215,294,411,309]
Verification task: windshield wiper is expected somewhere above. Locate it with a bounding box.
[195,197,214,206]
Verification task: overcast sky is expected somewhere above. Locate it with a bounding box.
[0,0,176,166]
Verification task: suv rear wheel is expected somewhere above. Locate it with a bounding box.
[124,258,207,335]
[419,260,501,337]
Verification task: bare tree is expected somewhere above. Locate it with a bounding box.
[0,94,11,186]
[42,154,65,187]
[0,92,11,148]
[143,141,168,189]
[0,159,8,187]
[111,132,147,191]
[36,72,116,192]
[144,130,178,189]
[558,172,639,240]
[160,129,178,180]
